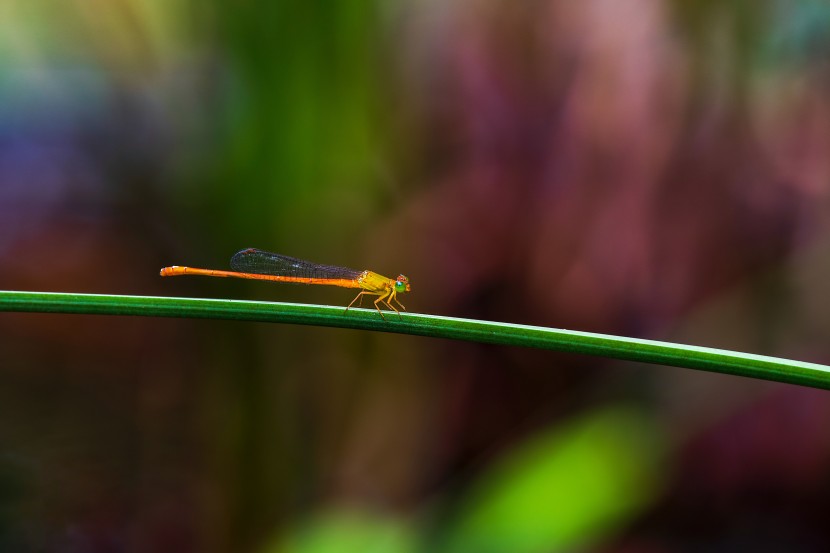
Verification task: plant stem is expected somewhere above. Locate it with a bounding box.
[1,290,828,389]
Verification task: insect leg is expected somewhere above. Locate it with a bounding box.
[390,293,407,312]
[346,291,370,312]
[373,290,394,320]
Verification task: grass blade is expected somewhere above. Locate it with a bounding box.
[1,290,828,390]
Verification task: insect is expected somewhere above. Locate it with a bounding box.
[160,248,411,319]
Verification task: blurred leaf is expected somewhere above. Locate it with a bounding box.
[263,510,417,553]
[441,406,664,553]
[762,0,830,67]
[207,0,388,255]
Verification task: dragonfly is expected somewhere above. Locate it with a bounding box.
[160,248,411,319]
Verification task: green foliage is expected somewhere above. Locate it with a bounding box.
[255,407,662,553]
[263,511,417,553]
[442,407,662,553]
[204,0,388,255]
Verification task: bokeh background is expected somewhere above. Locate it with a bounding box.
[2,0,830,551]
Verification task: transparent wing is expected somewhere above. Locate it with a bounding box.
[230,249,363,281]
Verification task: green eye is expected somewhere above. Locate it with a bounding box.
[395,281,406,293]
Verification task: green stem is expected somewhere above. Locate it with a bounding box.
[1,290,828,390]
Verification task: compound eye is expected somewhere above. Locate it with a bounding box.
[395,280,406,293]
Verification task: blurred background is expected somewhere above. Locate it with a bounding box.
[1,0,830,551]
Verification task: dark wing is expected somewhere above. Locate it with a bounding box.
[230,248,363,280]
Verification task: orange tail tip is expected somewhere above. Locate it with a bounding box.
[160,266,182,277]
